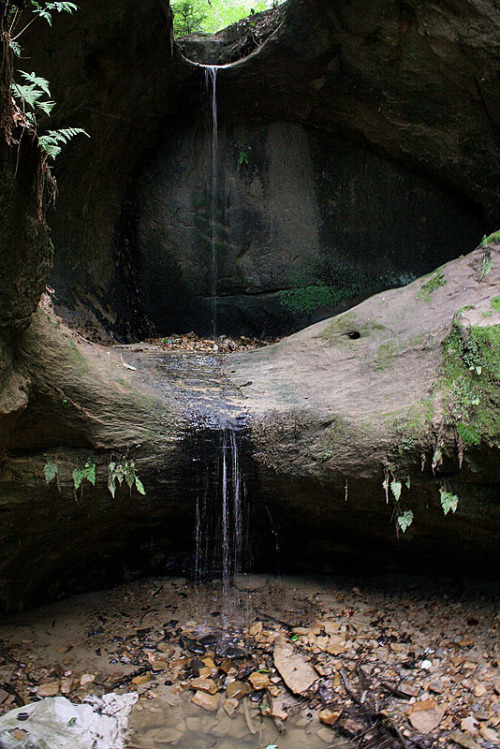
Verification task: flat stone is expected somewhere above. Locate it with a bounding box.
[190,677,218,694]
[449,730,482,749]
[273,638,318,695]
[191,690,220,711]
[248,672,270,690]
[225,680,250,700]
[408,699,444,733]
[37,682,60,697]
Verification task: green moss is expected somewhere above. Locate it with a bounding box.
[481,230,500,246]
[491,297,500,312]
[375,341,398,370]
[441,322,500,442]
[417,269,446,301]
[279,283,355,315]
[319,313,385,345]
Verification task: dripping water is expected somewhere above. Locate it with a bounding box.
[194,426,246,601]
[204,66,219,337]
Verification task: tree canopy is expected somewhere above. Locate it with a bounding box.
[171,0,284,37]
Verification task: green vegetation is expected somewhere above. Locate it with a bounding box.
[43,457,59,486]
[4,2,89,163]
[375,341,398,370]
[72,460,96,492]
[108,458,146,498]
[171,0,285,36]
[280,256,364,317]
[481,230,500,246]
[479,249,493,280]
[42,456,146,499]
[491,297,500,312]
[442,320,500,446]
[320,313,385,344]
[440,488,458,515]
[417,269,446,301]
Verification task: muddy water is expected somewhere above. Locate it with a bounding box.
[0,575,498,749]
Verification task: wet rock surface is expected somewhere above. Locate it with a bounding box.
[0,575,498,749]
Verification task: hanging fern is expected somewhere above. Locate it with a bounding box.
[38,127,90,160]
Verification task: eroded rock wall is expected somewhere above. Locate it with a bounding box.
[20,0,499,336]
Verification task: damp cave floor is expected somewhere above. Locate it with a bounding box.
[0,574,498,749]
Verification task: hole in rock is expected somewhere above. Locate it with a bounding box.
[345,330,361,340]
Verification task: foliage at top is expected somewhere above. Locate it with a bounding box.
[171,0,285,37]
[2,1,88,162]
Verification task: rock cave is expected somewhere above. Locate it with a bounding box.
[0,1,499,746]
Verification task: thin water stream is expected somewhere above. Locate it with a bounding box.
[205,66,219,337]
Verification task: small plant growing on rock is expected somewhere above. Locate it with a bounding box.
[108,458,146,498]
[72,460,96,498]
[43,457,59,489]
[440,488,458,515]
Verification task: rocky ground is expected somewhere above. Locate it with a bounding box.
[0,576,498,749]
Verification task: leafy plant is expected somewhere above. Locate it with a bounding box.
[397,510,413,533]
[108,459,146,498]
[417,270,446,302]
[440,488,458,515]
[237,146,250,170]
[38,128,90,160]
[5,2,89,165]
[43,457,59,485]
[72,461,96,491]
[390,480,402,502]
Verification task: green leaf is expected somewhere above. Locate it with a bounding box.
[9,39,22,56]
[43,459,59,484]
[135,477,146,496]
[72,468,83,490]
[440,489,458,515]
[397,510,413,532]
[390,480,402,502]
[37,100,56,116]
[85,462,96,486]
[19,71,51,95]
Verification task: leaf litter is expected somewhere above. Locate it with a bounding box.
[0,575,498,749]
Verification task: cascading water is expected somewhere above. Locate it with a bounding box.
[194,426,247,597]
[204,65,219,337]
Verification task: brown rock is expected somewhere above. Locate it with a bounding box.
[319,709,342,726]
[191,690,220,711]
[449,730,481,749]
[225,680,250,700]
[190,677,218,695]
[273,638,318,695]
[248,672,270,690]
[132,674,151,686]
[408,700,445,733]
[37,682,60,697]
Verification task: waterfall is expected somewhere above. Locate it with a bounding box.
[194,426,245,591]
[205,66,219,338]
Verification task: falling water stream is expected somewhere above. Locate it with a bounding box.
[205,65,219,337]
[193,425,247,610]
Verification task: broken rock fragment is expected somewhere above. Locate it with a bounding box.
[273,638,318,695]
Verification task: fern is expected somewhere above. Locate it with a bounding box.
[9,39,21,56]
[38,127,90,160]
[30,2,79,26]
[19,70,51,95]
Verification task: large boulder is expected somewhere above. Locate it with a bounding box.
[0,242,498,612]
